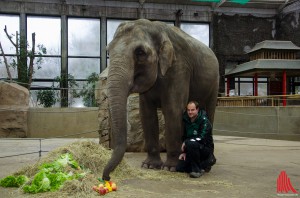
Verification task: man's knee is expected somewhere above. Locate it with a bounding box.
[185,140,200,150]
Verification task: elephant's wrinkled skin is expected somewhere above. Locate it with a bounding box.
[102,19,219,180]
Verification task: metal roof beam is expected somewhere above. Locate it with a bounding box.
[215,0,227,8]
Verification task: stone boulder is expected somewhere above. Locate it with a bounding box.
[0,81,29,137]
[96,69,166,152]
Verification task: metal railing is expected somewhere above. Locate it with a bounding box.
[217,94,300,107]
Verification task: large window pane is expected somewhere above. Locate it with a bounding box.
[107,19,127,45]
[258,83,267,96]
[0,15,19,80]
[31,57,61,79]
[68,58,100,79]
[27,16,61,55]
[0,56,18,78]
[69,81,85,107]
[0,15,19,54]
[68,18,100,56]
[240,78,253,81]
[181,23,209,46]
[240,83,253,96]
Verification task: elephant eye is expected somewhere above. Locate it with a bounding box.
[135,47,146,56]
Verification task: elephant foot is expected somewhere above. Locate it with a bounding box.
[162,158,178,172]
[141,156,163,169]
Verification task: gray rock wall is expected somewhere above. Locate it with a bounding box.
[0,81,29,137]
[277,8,300,55]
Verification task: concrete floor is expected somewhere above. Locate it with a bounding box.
[0,136,300,197]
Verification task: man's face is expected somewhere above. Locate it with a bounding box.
[187,103,199,120]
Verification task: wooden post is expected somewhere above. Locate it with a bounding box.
[175,9,183,28]
[226,78,230,97]
[254,73,258,96]
[282,70,287,106]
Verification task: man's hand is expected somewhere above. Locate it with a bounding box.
[178,153,186,160]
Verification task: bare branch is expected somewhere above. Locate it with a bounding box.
[4,25,17,48]
[28,32,35,89]
[0,41,12,82]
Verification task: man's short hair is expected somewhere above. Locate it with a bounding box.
[187,101,199,109]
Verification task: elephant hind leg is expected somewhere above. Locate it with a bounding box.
[205,86,219,125]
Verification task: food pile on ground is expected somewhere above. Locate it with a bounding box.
[0,141,135,197]
[92,179,117,195]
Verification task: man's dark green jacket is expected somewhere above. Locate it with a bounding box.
[182,109,214,151]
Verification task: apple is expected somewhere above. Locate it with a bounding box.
[92,186,98,191]
[98,184,104,188]
[99,188,106,195]
[111,183,117,191]
[104,187,109,193]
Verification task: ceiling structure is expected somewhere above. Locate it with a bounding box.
[120,0,296,10]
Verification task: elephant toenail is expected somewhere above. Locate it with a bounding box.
[163,166,169,171]
[142,163,148,169]
[169,167,176,172]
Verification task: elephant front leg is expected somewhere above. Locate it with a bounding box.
[140,95,163,169]
[161,107,184,172]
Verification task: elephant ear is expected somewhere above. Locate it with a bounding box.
[159,34,175,76]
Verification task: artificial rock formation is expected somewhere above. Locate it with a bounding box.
[0,81,29,137]
[96,69,166,152]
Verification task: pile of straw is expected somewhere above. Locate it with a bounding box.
[14,140,136,197]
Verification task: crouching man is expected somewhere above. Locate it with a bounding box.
[176,101,216,178]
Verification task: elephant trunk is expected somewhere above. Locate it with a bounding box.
[102,64,132,181]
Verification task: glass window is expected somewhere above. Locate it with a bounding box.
[68,18,100,56]
[258,78,267,82]
[294,77,300,82]
[68,58,100,79]
[31,57,61,79]
[107,19,127,45]
[69,81,85,107]
[0,15,19,79]
[258,83,267,96]
[0,15,19,54]
[30,90,60,107]
[27,17,61,79]
[239,78,253,82]
[240,83,253,96]
[30,81,60,107]
[181,22,209,46]
[0,56,18,78]
[295,86,300,94]
[68,18,101,107]
[27,16,61,55]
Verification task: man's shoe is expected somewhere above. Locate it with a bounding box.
[204,166,211,172]
[208,154,216,166]
[204,154,216,173]
[189,170,204,178]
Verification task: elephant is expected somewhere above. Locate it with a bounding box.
[102,19,219,181]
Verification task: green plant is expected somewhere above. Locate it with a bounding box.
[36,89,56,108]
[54,74,80,106]
[35,74,80,108]
[0,25,47,89]
[79,72,99,107]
